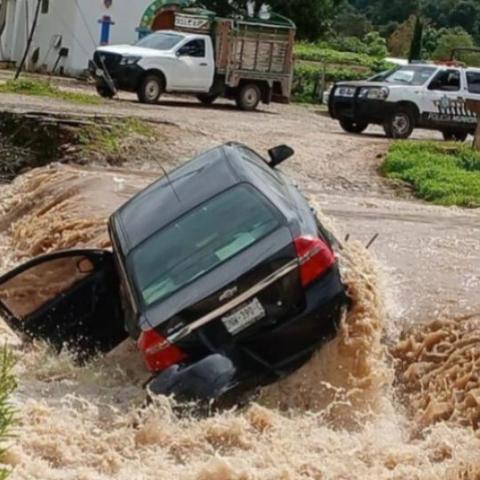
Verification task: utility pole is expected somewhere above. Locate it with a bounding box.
[14,0,42,80]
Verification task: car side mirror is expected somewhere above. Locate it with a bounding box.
[268,145,294,168]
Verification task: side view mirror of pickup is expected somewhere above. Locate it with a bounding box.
[268,144,294,168]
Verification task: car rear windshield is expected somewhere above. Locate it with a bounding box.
[385,66,437,86]
[135,33,183,50]
[130,184,282,307]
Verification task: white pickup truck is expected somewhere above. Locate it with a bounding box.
[91,12,295,111]
[329,63,480,140]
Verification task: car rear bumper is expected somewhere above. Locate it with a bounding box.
[148,265,347,401]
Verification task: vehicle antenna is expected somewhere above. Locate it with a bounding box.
[154,160,182,204]
[366,233,379,250]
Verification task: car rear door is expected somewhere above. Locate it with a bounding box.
[0,250,127,360]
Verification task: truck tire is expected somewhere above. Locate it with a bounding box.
[236,83,261,111]
[383,107,415,139]
[196,94,218,105]
[96,85,114,99]
[137,74,164,104]
[442,131,468,142]
[339,119,368,134]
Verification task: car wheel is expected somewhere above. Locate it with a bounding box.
[197,94,218,105]
[236,83,261,111]
[384,107,415,139]
[442,130,468,142]
[96,85,114,99]
[339,119,369,134]
[137,74,164,104]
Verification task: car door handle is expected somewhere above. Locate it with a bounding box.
[200,63,208,67]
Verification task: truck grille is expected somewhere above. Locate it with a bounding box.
[93,52,121,71]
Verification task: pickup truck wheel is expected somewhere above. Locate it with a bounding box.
[339,119,368,134]
[96,85,114,99]
[384,108,415,139]
[138,74,164,104]
[442,131,468,142]
[236,84,261,111]
[196,94,218,105]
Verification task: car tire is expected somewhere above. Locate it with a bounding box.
[196,94,218,105]
[236,83,261,111]
[383,107,415,139]
[137,74,164,104]
[96,85,114,99]
[339,119,369,134]
[442,131,468,142]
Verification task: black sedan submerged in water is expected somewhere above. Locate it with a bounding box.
[0,143,347,401]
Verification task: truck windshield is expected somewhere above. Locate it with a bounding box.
[384,66,437,86]
[129,184,282,307]
[136,33,183,50]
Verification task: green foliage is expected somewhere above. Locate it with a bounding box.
[0,78,101,105]
[432,28,480,65]
[201,0,338,40]
[293,40,392,103]
[382,141,480,207]
[387,15,416,57]
[0,347,16,480]
[77,117,155,155]
[332,4,372,39]
[295,43,389,67]
[409,16,424,63]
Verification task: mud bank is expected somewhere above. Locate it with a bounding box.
[0,167,479,479]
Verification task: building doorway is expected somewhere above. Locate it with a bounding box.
[151,8,176,30]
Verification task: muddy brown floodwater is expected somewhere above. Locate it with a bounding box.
[0,90,479,479]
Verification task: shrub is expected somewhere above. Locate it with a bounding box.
[382,141,480,207]
[0,347,16,480]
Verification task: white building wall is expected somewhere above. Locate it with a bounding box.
[69,0,151,74]
[1,0,154,76]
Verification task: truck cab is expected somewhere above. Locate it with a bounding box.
[329,64,480,140]
[91,9,296,111]
[94,31,216,102]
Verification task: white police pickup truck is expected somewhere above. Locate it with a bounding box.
[329,64,480,140]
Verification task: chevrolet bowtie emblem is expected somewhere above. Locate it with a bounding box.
[219,287,238,302]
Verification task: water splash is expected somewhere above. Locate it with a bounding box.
[1,166,479,480]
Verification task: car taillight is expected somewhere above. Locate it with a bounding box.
[137,329,186,372]
[294,236,335,287]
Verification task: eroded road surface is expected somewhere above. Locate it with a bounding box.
[1,88,480,479]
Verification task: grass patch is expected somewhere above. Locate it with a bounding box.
[0,78,101,105]
[0,347,16,480]
[381,141,480,207]
[77,117,156,155]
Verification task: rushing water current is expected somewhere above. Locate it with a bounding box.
[1,166,479,480]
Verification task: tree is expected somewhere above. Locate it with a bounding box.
[200,0,341,40]
[387,15,416,58]
[408,15,423,62]
[432,27,475,61]
[332,4,372,39]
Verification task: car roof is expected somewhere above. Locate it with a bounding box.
[110,143,289,254]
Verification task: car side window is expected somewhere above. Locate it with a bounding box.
[428,69,461,92]
[178,39,205,58]
[467,71,480,94]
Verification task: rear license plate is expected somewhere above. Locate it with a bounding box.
[222,298,265,335]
